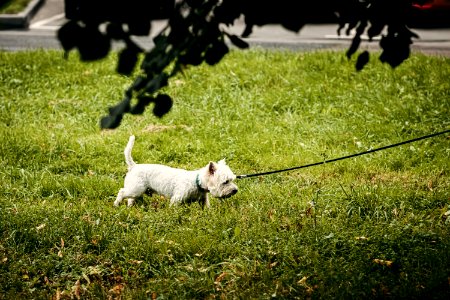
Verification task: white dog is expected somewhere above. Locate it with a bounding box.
[114,135,238,208]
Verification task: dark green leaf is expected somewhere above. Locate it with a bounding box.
[106,23,126,40]
[379,33,411,68]
[346,36,361,59]
[130,96,154,115]
[356,51,370,71]
[178,52,204,66]
[141,47,171,73]
[108,97,131,116]
[131,76,148,91]
[100,114,123,129]
[205,41,229,65]
[227,34,249,49]
[153,94,173,118]
[281,20,305,33]
[117,47,140,75]
[127,21,151,36]
[346,20,359,36]
[57,21,83,52]
[241,24,253,38]
[77,26,111,61]
[367,22,385,41]
[213,1,241,25]
[355,20,367,36]
[144,73,169,94]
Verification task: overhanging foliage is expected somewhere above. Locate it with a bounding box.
[57,0,426,129]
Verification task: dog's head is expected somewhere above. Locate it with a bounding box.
[204,159,238,198]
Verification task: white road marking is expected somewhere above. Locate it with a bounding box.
[324,34,382,41]
[325,28,384,41]
[30,13,65,30]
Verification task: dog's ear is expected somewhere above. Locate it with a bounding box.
[208,162,217,175]
[218,159,226,165]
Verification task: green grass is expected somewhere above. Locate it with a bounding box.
[0,49,449,299]
[0,0,32,14]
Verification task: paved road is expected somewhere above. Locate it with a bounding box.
[1,0,450,56]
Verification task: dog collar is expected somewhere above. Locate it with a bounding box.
[196,173,208,192]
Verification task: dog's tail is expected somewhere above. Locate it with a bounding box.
[124,135,136,171]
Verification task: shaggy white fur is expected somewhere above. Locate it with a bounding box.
[114,135,238,208]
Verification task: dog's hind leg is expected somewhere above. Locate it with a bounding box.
[114,188,126,206]
[115,185,147,207]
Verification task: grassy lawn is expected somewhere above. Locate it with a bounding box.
[0,49,449,299]
[0,0,32,14]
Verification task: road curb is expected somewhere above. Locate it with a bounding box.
[0,0,45,29]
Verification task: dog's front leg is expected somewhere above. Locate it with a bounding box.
[200,194,210,209]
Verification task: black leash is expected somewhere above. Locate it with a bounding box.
[236,129,450,179]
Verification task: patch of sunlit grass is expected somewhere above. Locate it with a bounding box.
[0,49,449,299]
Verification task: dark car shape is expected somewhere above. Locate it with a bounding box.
[410,0,450,27]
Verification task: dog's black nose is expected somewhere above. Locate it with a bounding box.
[231,188,238,195]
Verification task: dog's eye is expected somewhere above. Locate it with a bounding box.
[223,180,230,185]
